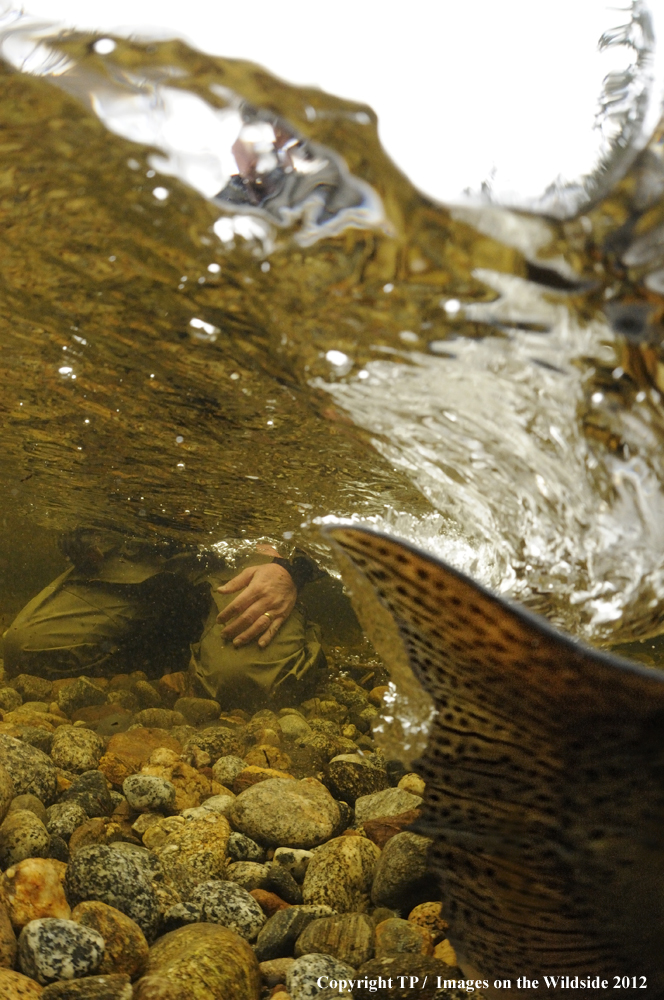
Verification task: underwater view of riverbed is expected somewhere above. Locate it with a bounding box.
[0,4,663,998]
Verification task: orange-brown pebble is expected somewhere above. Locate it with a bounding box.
[259,958,295,986]
[55,774,73,795]
[368,685,390,707]
[1,858,69,931]
[250,889,291,918]
[243,745,292,771]
[362,808,422,849]
[105,728,183,773]
[68,817,137,854]
[141,757,213,811]
[50,678,76,700]
[157,672,188,708]
[0,902,15,969]
[407,901,449,944]
[433,938,458,966]
[0,968,42,997]
[271,989,290,1000]
[232,766,296,795]
[98,752,136,789]
[72,900,149,979]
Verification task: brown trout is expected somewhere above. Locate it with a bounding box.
[324,524,664,997]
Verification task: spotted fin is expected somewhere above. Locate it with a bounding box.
[323,524,664,993]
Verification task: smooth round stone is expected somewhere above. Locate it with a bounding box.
[226,862,269,892]
[354,788,423,826]
[397,773,426,797]
[57,679,105,717]
[326,754,389,803]
[151,813,229,897]
[374,917,433,957]
[303,837,381,915]
[0,688,22,712]
[122,775,176,813]
[197,793,235,816]
[0,969,43,998]
[0,810,50,868]
[370,832,433,911]
[173,698,220,725]
[273,848,313,883]
[254,906,337,963]
[211,755,247,787]
[64,845,159,941]
[262,863,302,905]
[184,728,242,763]
[72,900,149,979]
[50,728,105,775]
[10,676,53,703]
[133,923,260,1000]
[227,832,264,862]
[61,772,113,819]
[2,858,70,929]
[0,735,56,805]
[278,715,312,739]
[189,881,266,941]
[40,974,133,998]
[287,953,357,1000]
[46,802,88,840]
[18,917,105,984]
[230,778,340,849]
[295,913,374,967]
[9,794,47,824]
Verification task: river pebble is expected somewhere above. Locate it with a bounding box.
[374,916,433,957]
[57,679,105,716]
[71,901,149,979]
[354,788,423,825]
[189,880,265,940]
[39,975,132,999]
[370,832,433,911]
[50,728,104,774]
[10,794,47,824]
[211,755,247,786]
[326,754,389,803]
[230,777,340,848]
[0,810,50,868]
[0,736,56,805]
[151,812,229,895]
[0,968,43,997]
[302,837,380,913]
[122,775,176,813]
[18,917,105,984]
[133,922,260,1000]
[45,803,88,841]
[287,953,356,1000]
[295,912,374,967]
[64,845,159,941]
[273,847,313,883]
[227,831,264,862]
[2,858,70,929]
[61,772,113,819]
[227,861,269,891]
[254,906,336,962]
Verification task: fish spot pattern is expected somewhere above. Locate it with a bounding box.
[325,525,664,997]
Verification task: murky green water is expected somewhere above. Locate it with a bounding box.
[1,14,664,662]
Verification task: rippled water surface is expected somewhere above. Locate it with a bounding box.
[2,7,664,663]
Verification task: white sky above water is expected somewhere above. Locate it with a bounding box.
[16,0,664,205]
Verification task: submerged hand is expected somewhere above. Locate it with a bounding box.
[216,562,296,648]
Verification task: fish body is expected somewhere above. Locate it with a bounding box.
[324,525,664,997]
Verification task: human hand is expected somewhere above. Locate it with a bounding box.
[216,562,297,647]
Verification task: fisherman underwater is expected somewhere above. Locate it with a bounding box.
[2,529,326,710]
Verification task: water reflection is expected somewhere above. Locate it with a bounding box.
[0,7,664,659]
